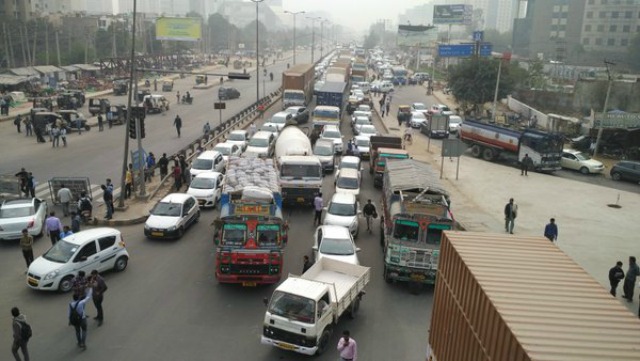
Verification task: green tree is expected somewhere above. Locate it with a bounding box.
[207,14,235,52]
[627,33,640,71]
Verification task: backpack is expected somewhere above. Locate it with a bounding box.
[69,302,82,326]
[17,320,32,341]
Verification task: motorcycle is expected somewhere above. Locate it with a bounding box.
[181,95,194,105]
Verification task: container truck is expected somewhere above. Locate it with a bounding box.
[428,231,640,361]
[351,61,367,83]
[380,159,453,286]
[261,258,370,356]
[368,136,409,187]
[316,81,347,114]
[213,157,287,286]
[459,118,564,171]
[275,125,323,206]
[282,63,315,109]
[311,105,341,128]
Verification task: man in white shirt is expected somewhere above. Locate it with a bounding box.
[57,184,73,217]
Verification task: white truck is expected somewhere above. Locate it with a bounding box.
[275,125,323,206]
[261,258,370,355]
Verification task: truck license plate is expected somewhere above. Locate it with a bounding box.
[242,282,257,287]
[410,273,426,281]
[296,197,305,203]
[276,342,296,350]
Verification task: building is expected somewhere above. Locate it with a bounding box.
[2,0,32,21]
[218,1,281,29]
[580,0,640,54]
[439,0,519,32]
[399,2,435,27]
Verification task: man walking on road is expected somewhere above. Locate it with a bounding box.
[101,185,114,220]
[89,270,107,326]
[45,212,63,245]
[543,218,558,242]
[97,113,104,131]
[521,154,533,176]
[11,307,30,361]
[174,115,182,137]
[19,229,34,269]
[623,256,640,302]
[158,153,169,179]
[57,184,73,217]
[68,288,93,350]
[609,261,625,297]
[313,192,323,226]
[337,330,357,361]
[302,255,312,273]
[362,199,377,233]
[504,198,517,234]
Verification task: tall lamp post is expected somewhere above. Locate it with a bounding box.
[593,60,615,159]
[284,10,305,65]
[306,16,321,63]
[319,20,329,60]
[251,0,264,103]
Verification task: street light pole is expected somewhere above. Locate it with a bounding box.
[320,20,328,60]
[593,60,615,159]
[284,10,305,65]
[491,57,503,123]
[251,0,264,103]
[307,16,321,63]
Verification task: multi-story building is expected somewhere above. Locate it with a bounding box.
[2,0,32,21]
[399,2,435,27]
[440,0,519,32]
[580,0,640,53]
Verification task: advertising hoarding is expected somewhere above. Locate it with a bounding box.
[396,25,438,47]
[156,17,202,42]
[433,4,473,25]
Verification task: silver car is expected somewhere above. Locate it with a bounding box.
[313,139,336,173]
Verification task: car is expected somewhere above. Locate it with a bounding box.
[26,227,129,292]
[0,198,48,240]
[351,110,371,125]
[378,81,394,93]
[144,193,200,239]
[351,90,365,102]
[226,130,250,151]
[411,102,428,112]
[409,111,428,128]
[355,81,370,94]
[270,111,293,131]
[356,104,371,113]
[323,193,360,238]
[314,80,325,95]
[313,139,337,173]
[244,131,276,158]
[320,125,344,154]
[334,168,361,198]
[218,87,240,100]
[259,123,279,138]
[313,225,360,265]
[448,115,463,134]
[431,104,454,116]
[190,150,225,179]
[284,106,310,124]
[212,142,242,162]
[336,155,362,179]
[353,136,371,159]
[187,172,225,208]
[358,124,378,138]
[610,160,640,182]
[560,149,605,174]
[353,116,372,135]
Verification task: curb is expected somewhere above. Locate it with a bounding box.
[92,214,149,227]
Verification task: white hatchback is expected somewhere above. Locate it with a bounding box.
[144,193,200,239]
[313,225,360,265]
[334,168,361,198]
[213,142,242,162]
[226,130,250,151]
[320,125,344,154]
[187,172,225,208]
[323,192,360,238]
[26,227,129,292]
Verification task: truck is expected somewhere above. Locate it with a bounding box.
[282,63,315,109]
[390,66,408,85]
[316,81,348,115]
[214,157,287,286]
[275,125,323,206]
[459,118,564,171]
[311,105,341,128]
[351,61,367,83]
[368,135,410,187]
[427,231,640,361]
[261,258,370,356]
[423,113,449,138]
[380,159,454,287]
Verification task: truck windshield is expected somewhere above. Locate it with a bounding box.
[313,109,339,119]
[257,224,280,247]
[521,132,564,154]
[281,164,321,178]
[222,224,246,246]
[286,92,305,100]
[268,291,315,324]
[425,223,452,245]
[393,220,420,242]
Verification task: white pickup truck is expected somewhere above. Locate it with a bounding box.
[261,258,370,355]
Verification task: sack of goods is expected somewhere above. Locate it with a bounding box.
[224,157,279,195]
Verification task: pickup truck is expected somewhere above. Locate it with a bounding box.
[261,258,370,355]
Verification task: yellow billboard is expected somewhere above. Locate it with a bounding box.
[155,17,202,42]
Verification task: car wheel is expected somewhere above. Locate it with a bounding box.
[579,167,590,175]
[348,297,360,319]
[315,329,332,355]
[59,275,74,292]
[194,210,200,223]
[611,172,622,181]
[114,256,129,272]
[177,227,185,238]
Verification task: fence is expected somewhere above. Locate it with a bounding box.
[506,96,549,130]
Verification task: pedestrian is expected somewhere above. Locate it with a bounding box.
[60,126,68,147]
[77,191,93,222]
[70,212,81,233]
[347,140,353,155]
[60,225,73,239]
[72,271,88,298]
[57,184,73,217]
[75,114,82,135]
[173,165,182,190]
[68,287,92,350]
[11,307,31,361]
[622,256,640,302]
[106,110,113,129]
[45,212,63,245]
[24,116,32,137]
[89,270,107,326]
[249,122,257,137]
[176,91,180,105]
[609,261,625,297]
[145,152,156,182]
[14,115,22,133]
[19,229,34,269]
[543,218,558,242]
[15,168,28,195]
[100,185,113,220]
[504,198,517,234]
[302,255,312,273]
[106,178,114,193]
[313,192,323,226]
[158,153,169,179]
[97,113,104,131]
[362,199,377,233]
[179,155,189,186]
[203,122,211,136]
[153,78,157,91]
[51,126,60,148]
[25,173,35,198]
[385,102,391,116]
[521,153,533,176]
[124,165,133,199]
[174,115,182,137]
[337,330,357,361]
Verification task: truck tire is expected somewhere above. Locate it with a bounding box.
[316,329,332,355]
[348,298,361,319]
[471,145,481,157]
[482,148,495,161]
[383,265,393,283]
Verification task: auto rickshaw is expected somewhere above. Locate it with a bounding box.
[162,80,174,92]
[195,75,206,85]
[397,105,412,126]
[113,80,128,95]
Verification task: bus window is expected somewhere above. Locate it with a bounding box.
[393,220,419,242]
[222,224,246,246]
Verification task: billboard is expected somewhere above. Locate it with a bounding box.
[155,17,202,42]
[433,4,473,25]
[397,25,438,47]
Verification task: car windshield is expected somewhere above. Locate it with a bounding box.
[192,158,213,170]
[328,202,356,216]
[355,117,369,125]
[314,143,334,156]
[228,133,245,141]
[222,223,246,247]
[413,104,426,110]
[281,164,321,178]
[0,206,33,218]
[261,125,277,133]
[319,237,354,255]
[412,113,426,120]
[213,146,231,155]
[449,117,462,125]
[340,160,359,170]
[393,220,420,242]
[43,240,77,263]
[360,126,376,134]
[190,178,216,189]
[358,105,371,112]
[151,202,182,217]
[249,138,269,147]
[313,109,339,119]
[575,152,591,161]
[323,130,341,139]
[336,176,359,189]
[268,291,316,324]
[355,139,369,147]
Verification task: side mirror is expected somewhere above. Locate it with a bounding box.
[356,248,361,252]
[312,246,318,251]
[263,297,269,307]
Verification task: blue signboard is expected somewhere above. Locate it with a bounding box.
[438,44,474,57]
[130,149,147,171]
[479,44,492,56]
[473,31,484,42]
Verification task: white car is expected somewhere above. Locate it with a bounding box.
[431,104,454,116]
[356,104,371,113]
[187,172,225,208]
[244,131,276,158]
[144,193,200,239]
[409,111,428,128]
[26,227,129,292]
[226,130,250,151]
[190,150,225,179]
[358,124,378,138]
[448,115,463,134]
[353,136,371,159]
[336,155,362,179]
[320,125,344,154]
[411,102,427,112]
[335,168,361,198]
[351,110,371,124]
[213,142,242,162]
[259,123,279,138]
[561,149,605,174]
[323,192,360,238]
[270,111,293,131]
[0,198,48,240]
[353,116,372,135]
[313,225,360,265]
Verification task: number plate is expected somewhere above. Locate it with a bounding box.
[151,232,164,237]
[296,197,305,203]
[242,282,257,287]
[27,278,38,286]
[410,273,426,281]
[276,342,296,351]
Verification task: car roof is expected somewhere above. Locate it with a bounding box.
[562,148,582,154]
[360,124,376,129]
[331,192,356,204]
[354,136,370,142]
[323,125,340,131]
[338,168,360,178]
[193,171,223,179]
[411,111,426,117]
[61,227,121,246]
[1,198,35,208]
[230,129,247,135]
[214,142,234,149]
[160,193,194,203]
[412,102,426,106]
[341,155,360,163]
[196,150,222,160]
[319,225,352,238]
[251,131,273,139]
[272,111,289,117]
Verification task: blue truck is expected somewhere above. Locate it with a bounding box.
[316,81,348,115]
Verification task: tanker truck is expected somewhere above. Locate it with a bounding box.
[275,125,323,206]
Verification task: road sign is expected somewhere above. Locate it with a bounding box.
[441,139,467,157]
[473,31,484,42]
[131,149,147,172]
[438,44,474,57]
[214,102,226,110]
[479,44,492,56]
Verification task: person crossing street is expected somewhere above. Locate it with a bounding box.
[362,199,378,233]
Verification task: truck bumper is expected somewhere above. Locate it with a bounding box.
[215,273,281,285]
[281,188,317,206]
[384,264,437,284]
[261,336,317,355]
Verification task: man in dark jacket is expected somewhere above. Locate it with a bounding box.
[173,115,182,137]
[504,198,517,234]
[623,256,640,302]
[609,261,625,297]
[158,153,169,179]
[90,270,108,326]
[11,306,30,361]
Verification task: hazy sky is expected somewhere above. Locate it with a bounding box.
[281,0,429,32]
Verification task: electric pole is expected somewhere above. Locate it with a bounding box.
[45,22,49,65]
[32,22,37,66]
[592,60,615,159]
[55,31,61,66]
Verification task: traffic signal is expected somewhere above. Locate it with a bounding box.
[128,119,137,139]
[139,117,146,139]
